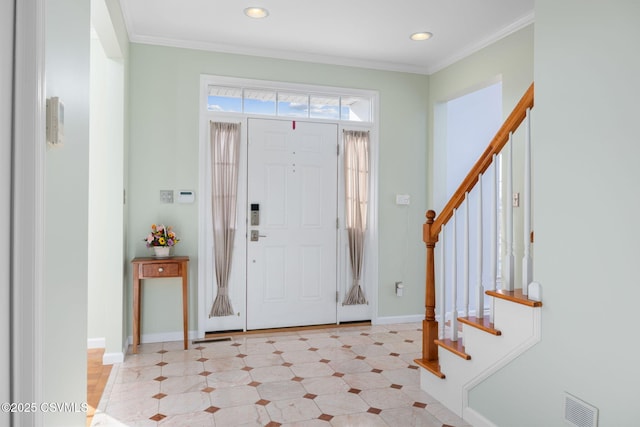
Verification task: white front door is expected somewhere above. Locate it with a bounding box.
[247,118,338,329]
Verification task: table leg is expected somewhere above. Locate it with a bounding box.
[133,273,140,354]
[182,263,188,350]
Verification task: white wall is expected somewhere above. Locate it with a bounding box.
[44,0,90,424]
[445,83,502,199]
[468,1,640,425]
[88,0,127,363]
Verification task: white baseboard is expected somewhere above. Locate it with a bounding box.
[374,314,424,325]
[463,407,498,427]
[103,352,124,364]
[128,330,199,345]
[87,337,106,349]
[88,337,124,364]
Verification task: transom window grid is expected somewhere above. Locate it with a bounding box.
[207,85,371,122]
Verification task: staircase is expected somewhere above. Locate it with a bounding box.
[415,83,542,426]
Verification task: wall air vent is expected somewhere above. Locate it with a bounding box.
[564,392,598,427]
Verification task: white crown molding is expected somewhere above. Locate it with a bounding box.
[426,11,535,75]
[130,33,431,75]
[117,0,534,76]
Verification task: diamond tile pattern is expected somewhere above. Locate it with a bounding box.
[91,322,471,426]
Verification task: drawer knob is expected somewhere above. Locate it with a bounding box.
[158,267,164,272]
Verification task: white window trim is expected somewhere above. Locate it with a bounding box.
[204,75,375,122]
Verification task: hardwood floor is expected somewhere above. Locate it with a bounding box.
[86,348,112,427]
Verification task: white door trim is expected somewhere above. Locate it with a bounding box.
[198,75,379,336]
[12,0,46,425]
[0,2,13,425]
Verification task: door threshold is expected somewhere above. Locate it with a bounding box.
[203,321,372,339]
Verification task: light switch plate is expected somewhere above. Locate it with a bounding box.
[160,190,174,203]
[395,194,410,205]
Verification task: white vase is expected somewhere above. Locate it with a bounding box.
[153,246,171,258]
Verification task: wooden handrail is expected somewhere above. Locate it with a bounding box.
[431,83,534,239]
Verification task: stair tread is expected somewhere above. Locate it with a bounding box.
[414,358,446,379]
[458,315,502,336]
[486,289,542,307]
[435,338,471,360]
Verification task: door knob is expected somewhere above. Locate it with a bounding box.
[250,230,267,241]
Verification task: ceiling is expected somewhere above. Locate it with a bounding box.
[119,0,534,75]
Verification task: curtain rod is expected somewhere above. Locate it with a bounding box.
[210,120,242,125]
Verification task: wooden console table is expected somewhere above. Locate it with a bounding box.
[131,256,189,354]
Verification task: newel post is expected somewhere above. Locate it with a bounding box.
[423,210,439,362]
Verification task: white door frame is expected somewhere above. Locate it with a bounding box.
[11,0,46,425]
[198,75,379,336]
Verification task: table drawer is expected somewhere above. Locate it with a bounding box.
[141,263,180,278]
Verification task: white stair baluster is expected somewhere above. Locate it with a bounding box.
[463,192,470,320]
[451,210,458,342]
[522,107,533,295]
[439,225,446,340]
[503,132,515,291]
[490,154,498,324]
[477,174,484,319]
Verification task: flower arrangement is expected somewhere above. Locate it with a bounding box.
[145,224,179,247]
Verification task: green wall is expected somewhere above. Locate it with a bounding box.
[127,45,430,336]
[469,1,640,425]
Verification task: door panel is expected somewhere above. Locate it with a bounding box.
[247,119,338,329]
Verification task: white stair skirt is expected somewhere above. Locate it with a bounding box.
[419,297,541,422]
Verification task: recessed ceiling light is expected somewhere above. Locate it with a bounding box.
[244,7,269,19]
[410,32,433,41]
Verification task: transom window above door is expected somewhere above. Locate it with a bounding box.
[207,84,372,122]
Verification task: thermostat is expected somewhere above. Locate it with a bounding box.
[177,190,195,203]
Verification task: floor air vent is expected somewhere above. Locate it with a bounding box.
[564,393,598,427]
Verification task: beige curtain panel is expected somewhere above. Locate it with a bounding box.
[209,122,241,317]
[343,130,369,305]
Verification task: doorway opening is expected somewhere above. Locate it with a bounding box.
[433,80,502,318]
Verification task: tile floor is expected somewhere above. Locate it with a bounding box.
[91,322,470,426]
